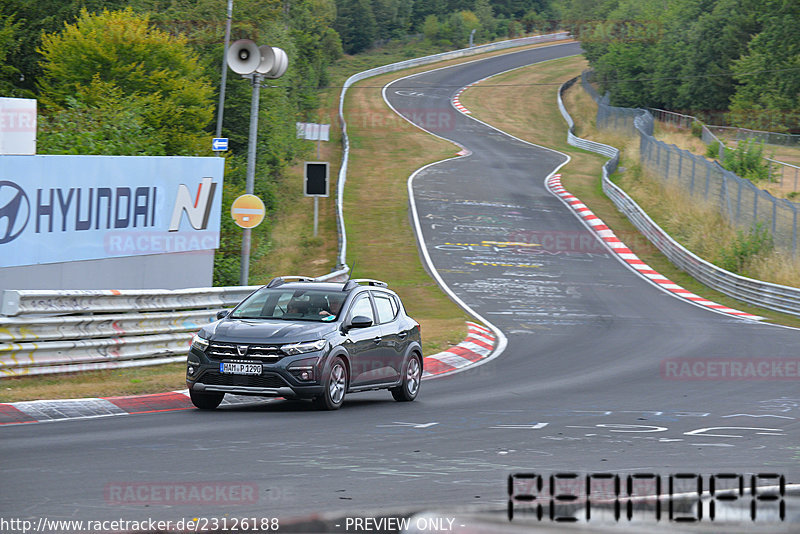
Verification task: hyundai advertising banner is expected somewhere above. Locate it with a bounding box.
[0,155,225,268]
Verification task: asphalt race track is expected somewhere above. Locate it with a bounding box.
[2,42,799,530]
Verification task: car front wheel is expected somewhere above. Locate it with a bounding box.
[314,357,347,410]
[391,354,421,402]
[190,390,224,410]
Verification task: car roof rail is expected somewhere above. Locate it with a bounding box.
[342,278,388,291]
[266,275,315,288]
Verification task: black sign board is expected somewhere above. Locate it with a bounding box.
[304,162,329,197]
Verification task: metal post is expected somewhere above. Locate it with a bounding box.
[239,73,262,286]
[215,0,234,149]
[313,197,319,237]
[793,204,797,257]
[753,189,758,230]
[736,178,742,219]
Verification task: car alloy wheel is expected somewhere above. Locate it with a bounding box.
[315,357,347,410]
[392,354,421,402]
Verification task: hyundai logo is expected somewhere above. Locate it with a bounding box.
[0,181,29,244]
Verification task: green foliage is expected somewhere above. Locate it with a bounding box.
[335,0,377,54]
[691,120,703,139]
[0,14,28,97]
[37,8,214,156]
[716,223,773,273]
[563,0,798,132]
[728,0,800,133]
[720,138,771,182]
[37,84,164,155]
[706,140,721,159]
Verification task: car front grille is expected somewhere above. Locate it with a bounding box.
[198,371,288,389]
[207,342,283,362]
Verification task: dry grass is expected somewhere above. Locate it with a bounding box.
[461,56,800,327]
[0,364,187,403]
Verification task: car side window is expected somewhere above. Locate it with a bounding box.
[349,294,375,323]
[373,293,397,324]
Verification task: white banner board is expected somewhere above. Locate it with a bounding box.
[0,98,36,155]
[0,155,225,268]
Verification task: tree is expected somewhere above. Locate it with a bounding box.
[0,15,26,97]
[335,0,377,54]
[38,8,214,155]
[729,0,800,133]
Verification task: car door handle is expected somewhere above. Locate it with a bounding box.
[373,337,382,344]
[397,332,408,339]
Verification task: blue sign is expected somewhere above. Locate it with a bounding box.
[0,155,225,268]
[212,138,229,151]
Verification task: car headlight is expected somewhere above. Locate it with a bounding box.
[191,332,210,352]
[281,339,326,355]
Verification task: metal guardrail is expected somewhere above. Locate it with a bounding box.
[558,77,800,318]
[0,286,258,377]
[0,269,350,377]
[336,32,569,266]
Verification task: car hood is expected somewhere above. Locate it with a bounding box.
[202,319,336,344]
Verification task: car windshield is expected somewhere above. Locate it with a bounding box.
[230,288,347,322]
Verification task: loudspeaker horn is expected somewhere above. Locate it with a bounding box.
[227,39,260,74]
[256,45,276,75]
[263,47,289,79]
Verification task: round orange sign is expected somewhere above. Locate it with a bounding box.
[231,194,265,229]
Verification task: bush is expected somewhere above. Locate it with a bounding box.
[691,120,703,139]
[706,140,721,159]
[716,223,773,273]
[721,138,771,182]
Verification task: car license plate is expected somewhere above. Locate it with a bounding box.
[220,362,262,375]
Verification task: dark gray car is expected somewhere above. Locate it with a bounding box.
[186,277,423,410]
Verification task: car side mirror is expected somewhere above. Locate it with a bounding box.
[348,315,373,330]
[216,309,230,320]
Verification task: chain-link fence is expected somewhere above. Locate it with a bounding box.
[582,71,800,256]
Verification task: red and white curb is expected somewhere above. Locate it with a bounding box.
[546,174,763,321]
[0,391,198,425]
[0,323,496,425]
[452,82,477,114]
[422,322,496,377]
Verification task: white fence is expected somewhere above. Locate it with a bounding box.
[558,77,800,318]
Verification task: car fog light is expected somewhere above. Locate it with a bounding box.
[300,371,310,380]
[188,366,195,375]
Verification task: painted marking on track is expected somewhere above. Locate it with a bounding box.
[490,423,549,429]
[722,413,795,419]
[376,421,439,429]
[684,427,784,438]
[481,241,541,247]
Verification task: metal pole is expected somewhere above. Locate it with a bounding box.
[239,73,262,286]
[215,0,233,146]
[313,197,319,237]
